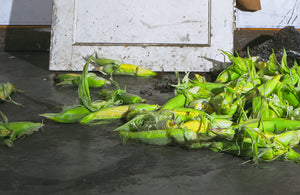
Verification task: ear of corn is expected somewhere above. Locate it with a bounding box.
[212,92,237,115]
[215,67,240,83]
[182,120,210,134]
[167,128,198,144]
[136,66,157,77]
[101,89,147,105]
[0,82,21,105]
[238,118,300,133]
[79,104,159,125]
[89,55,156,77]
[86,73,111,87]
[257,75,281,97]
[0,121,43,147]
[40,105,92,123]
[114,64,138,76]
[188,99,214,114]
[125,104,161,121]
[279,84,300,107]
[119,130,172,146]
[56,73,110,88]
[171,107,207,122]
[80,105,130,125]
[161,94,186,110]
[274,130,300,147]
[209,128,235,141]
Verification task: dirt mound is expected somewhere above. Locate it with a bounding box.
[239,26,300,66]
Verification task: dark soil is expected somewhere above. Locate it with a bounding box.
[238,26,300,66]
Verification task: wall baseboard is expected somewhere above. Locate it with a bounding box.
[0,25,51,51]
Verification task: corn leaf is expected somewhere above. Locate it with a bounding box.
[78,58,96,112]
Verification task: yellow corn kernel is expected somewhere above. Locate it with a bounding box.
[182,120,209,133]
[0,129,12,136]
[119,64,137,73]
[95,105,130,118]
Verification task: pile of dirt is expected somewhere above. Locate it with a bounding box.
[238,26,300,66]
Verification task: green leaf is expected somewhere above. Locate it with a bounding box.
[0,111,8,124]
[78,58,95,112]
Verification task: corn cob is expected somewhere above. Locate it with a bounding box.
[211,92,237,115]
[114,114,148,132]
[80,104,160,125]
[274,130,300,147]
[56,73,110,88]
[89,55,156,77]
[238,118,300,133]
[290,107,300,120]
[278,84,300,107]
[251,96,271,119]
[209,128,235,141]
[119,128,198,146]
[125,104,161,121]
[119,129,172,145]
[0,121,43,147]
[257,74,281,97]
[114,109,177,132]
[182,120,210,134]
[240,147,300,163]
[256,51,279,76]
[160,94,186,110]
[215,66,240,83]
[188,136,300,164]
[100,89,147,104]
[192,75,226,94]
[188,99,214,114]
[171,107,207,122]
[166,128,198,144]
[0,82,21,105]
[231,76,261,94]
[80,105,130,125]
[40,105,92,123]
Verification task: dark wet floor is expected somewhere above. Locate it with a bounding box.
[1,51,300,195]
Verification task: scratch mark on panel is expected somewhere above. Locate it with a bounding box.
[139,20,202,29]
[279,0,299,25]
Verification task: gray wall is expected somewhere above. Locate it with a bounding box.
[0,0,52,25]
[1,0,299,28]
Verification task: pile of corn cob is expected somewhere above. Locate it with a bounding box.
[42,58,160,124]
[42,51,300,165]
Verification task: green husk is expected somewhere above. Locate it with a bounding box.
[100,89,147,104]
[0,82,21,106]
[0,112,43,147]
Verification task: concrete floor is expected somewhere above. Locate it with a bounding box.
[1,51,300,195]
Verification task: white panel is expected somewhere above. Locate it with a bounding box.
[50,0,234,72]
[75,0,209,44]
[236,0,300,28]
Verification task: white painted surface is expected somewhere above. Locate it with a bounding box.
[236,0,300,28]
[75,0,209,44]
[50,0,234,72]
[0,0,52,25]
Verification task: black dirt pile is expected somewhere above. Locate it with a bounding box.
[238,26,300,66]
